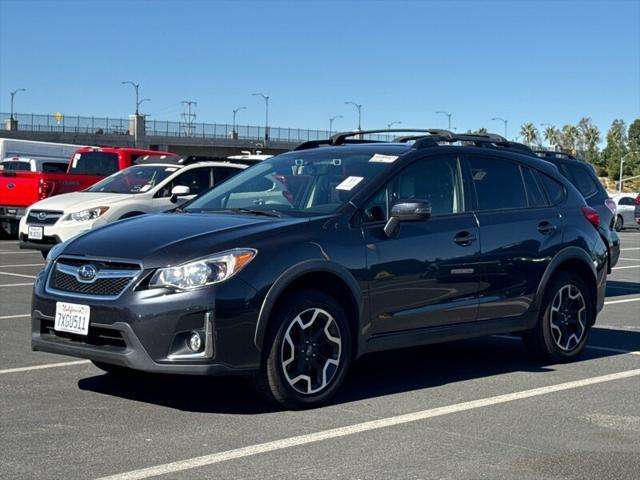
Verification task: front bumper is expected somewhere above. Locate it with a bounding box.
[19,215,93,251]
[31,266,264,375]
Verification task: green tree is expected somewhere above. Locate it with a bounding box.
[624,119,640,185]
[602,119,628,180]
[628,119,640,151]
[520,122,539,146]
[576,118,602,169]
[543,126,560,149]
[559,125,579,154]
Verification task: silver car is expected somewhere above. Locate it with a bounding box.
[611,192,640,231]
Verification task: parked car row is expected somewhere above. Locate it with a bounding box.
[27,129,614,409]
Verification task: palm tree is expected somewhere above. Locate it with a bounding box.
[560,124,579,154]
[543,126,560,148]
[520,122,539,146]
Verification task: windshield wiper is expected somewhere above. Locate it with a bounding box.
[227,208,284,217]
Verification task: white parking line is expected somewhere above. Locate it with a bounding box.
[618,257,640,261]
[621,247,640,251]
[0,271,36,279]
[0,263,43,267]
[587,346,640,356]
[612,265,640,270]
[0,283,33,287]
[604,297,640,305]
[95,368,640,480]
[0,251,40,254]
[0,314,29,320]
[0,360,90,375]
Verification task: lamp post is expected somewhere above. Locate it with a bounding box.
[121,81,141,115]
[619,152,633,192]
[436,111,452,130]
[344,101,362,130]
[9,88,25,121]
[137,98,151,113]
[387,121,402,130]
[252,93,269,144]
[491,117,508,139]
[329,115,343,136]
[232,106,247,136]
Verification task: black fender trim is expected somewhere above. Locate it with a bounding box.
[253,260,363,353]
[532,246,597,314]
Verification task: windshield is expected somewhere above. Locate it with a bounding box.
[69,151,119,175]
[87,165,179,194]
[185,148,399,215]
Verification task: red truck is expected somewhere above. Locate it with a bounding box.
[0,146,175,236]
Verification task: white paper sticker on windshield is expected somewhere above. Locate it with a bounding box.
[71,153,81,168]
[336,176,364,191]
[139,184,152,192]
[164,167,177,172]
[369,154,398,163]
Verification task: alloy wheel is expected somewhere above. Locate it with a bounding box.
[549,284,587,351]
[280,307,342,395]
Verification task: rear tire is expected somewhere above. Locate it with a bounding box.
[614,215,623,232]
[522,271,593,363]
[254,289,352,409]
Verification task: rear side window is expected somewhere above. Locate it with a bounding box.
[558,163,599,199]
[539,173,565,205]
[214,167,242,185]
[70,152,119,176]
[42,162,67,173]
[618,197,635,206]
[468,156,527,211]
[522,167,548,208]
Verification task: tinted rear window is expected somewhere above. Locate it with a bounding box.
[469,156,527,211]
[539,173,565,205]
[618,197,635,206]
[558,163,600,199]
[69,152,119,176]
[522,167,548,208]
[2,161,30,171]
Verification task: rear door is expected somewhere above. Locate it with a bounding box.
[467,155,562,320]
[363,154,481,335]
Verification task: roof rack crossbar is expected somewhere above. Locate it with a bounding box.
[330,129,454,146]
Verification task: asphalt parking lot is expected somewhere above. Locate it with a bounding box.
[1,232,639,480]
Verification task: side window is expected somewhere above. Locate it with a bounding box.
[162,168,212,197]
[559,163,599,199]
[361,156,462,223]
[522,167,548,208]
[42,162,68,173]
[469,157,527,211]
[618,197,634,206]
[214,167,242,185]
[539,173,565,205]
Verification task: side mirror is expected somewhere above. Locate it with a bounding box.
[170,185,190,203]
[383,199,431,237]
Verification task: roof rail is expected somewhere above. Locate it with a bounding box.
[533,149,580,161]
[135,155,227,166]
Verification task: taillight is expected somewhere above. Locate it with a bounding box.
[38,179,55,199]
[604,198,617,215]
[581,206,600,229]
[634,194,640,206]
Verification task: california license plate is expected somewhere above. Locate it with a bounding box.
[28,225,43,240]
[54,302,90,336]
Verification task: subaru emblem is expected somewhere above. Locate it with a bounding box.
[37,211,48,221]
[78,264,98,282]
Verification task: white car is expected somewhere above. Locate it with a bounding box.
[19,157,246,257]
[610,192,640,231]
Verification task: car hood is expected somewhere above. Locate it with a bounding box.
[28,191,133,213]
[61,212,312,268]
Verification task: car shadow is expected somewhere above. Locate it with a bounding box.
[606,280,640,298]
[77,327,640,414]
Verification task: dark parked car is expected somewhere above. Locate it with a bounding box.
[534,150,620,271]
[32,130,608,408]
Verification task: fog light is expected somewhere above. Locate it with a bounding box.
[188,331,202,352]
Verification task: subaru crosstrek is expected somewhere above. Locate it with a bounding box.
[31,129,608,408]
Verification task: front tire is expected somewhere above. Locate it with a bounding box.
[614,215,623,232]
[254,290,352,409]
[522,272,593,362]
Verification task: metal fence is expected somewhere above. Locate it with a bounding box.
[2,113,394,143]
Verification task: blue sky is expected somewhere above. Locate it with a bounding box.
[0,0,638,139]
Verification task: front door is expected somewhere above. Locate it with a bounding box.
[361,155,481,336]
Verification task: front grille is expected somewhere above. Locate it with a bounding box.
[27,209,64,225]
[47,257,141,298]
[40,319,126,349]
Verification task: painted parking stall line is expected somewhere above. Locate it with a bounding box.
[95,368,640,480]
[0,263,43,268]
[604,297,640,305]
[0,271,37,279]
[0,314,30,320]
[0,360,91,375]
[612,265,640,270]
[0,282,34,288]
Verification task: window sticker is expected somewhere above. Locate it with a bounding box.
[164,167,178,172]
[139,184,152,192]
[369,154,398,163]
[71,153,81,168]
[473,170,487,181]
[336,176,364,191]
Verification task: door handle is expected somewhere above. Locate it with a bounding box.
[537,221,557,235]
[454,231,476,246]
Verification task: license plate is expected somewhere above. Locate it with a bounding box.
[54,302,91,336]
[28,225,43,240]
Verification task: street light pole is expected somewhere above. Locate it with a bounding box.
[9,88,25,121]
[491,117,508,139]
[436,111,452,130]
[345,101,362,130]
[329,115,343,136]
[252,93,269,144]
[619,152,633,192]
[122,81,140,115]
[232,106,247,135]
[387,121,402,130]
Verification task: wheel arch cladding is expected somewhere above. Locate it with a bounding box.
[535,247,598,321]
[254,262,362,356]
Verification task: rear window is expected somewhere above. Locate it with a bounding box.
[69,152,119,176]
[2,161,30,171]
[558,163,600,199]
[618,197,635,206]
[539,173,565,205]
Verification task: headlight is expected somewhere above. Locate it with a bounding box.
[63,207,109,223]
[149,248,257,290]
